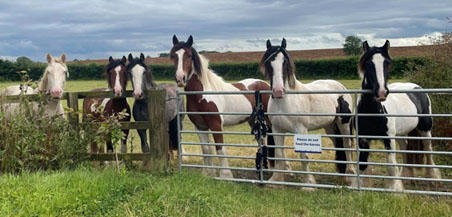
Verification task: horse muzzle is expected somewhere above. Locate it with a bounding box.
[272,87,285,98]
[175,74,187,87]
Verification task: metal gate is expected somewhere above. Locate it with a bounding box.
[176,89,452,196]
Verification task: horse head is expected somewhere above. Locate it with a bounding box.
[259,38,295,98]
[170,35,202,87]
[358,40,391,102]
[127,53,155,99]
[41,53,68,98]
[106,56,127,97]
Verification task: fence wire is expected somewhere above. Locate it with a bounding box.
[176,89,452,196]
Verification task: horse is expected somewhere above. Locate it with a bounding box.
[82,56,131,154]
[1,53,68,117]
[126,53,185,159]
[170,35,275,179]
[356,40,441,191]
[259,38,356,187]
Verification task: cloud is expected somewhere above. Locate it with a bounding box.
[0,0,451,61]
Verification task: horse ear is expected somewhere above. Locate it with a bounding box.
[128,53,133,62]
[109,56,113,62]
[187,35,193,47]
[281,38,287,49]
[140,53,145,62]
[266,40,272,49]
[362,41,370,52]
[173,35,179,45]
[61,53,66,63]
[121,56,126,63]
[46,53,52,63]
[383,40,390,51]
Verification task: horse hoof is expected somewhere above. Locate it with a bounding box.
[389,180,404,192]
[202,168,217,177]
[302,187,316,192]
[219,169,234,179]
[269,174,285,182]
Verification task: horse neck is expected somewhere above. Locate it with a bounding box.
[143,71,157,91]
[358,93,383,113]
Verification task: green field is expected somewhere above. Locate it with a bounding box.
[2,79,452,216]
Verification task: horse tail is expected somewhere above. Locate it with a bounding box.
[334,124,347,173]
[406,130,424,169]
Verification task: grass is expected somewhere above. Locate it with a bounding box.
[0,167,451,217]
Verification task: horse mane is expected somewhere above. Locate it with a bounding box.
[259,46,296,89]
[105,59,127,89]
[358,46,392,78]
[196,53,231,91]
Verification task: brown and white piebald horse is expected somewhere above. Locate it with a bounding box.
[170,35,274,178]
[82,56,131,154]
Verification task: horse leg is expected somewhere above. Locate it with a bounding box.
[269,135,289,182]
[397,139,414,178]
[137,129,150,153]
[121,129,129,153]
[383,139,404,191]
[212,133,233,178]
[418,131,441,180]
[169,117,187,162]
[329,124,358,187]
[195,127,216,176]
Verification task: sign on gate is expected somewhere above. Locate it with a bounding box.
[294,134,322,153]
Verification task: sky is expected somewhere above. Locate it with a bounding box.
[0,0,451,62]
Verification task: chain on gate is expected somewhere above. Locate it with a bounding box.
[250,91,270,182]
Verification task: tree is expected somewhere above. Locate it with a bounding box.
[159,53,169,57]
[343,35,362,56]
[16,56,33,66]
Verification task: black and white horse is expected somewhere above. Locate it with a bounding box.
[357,40,441,191]
[260,39,356,187]
[127,53,185,158]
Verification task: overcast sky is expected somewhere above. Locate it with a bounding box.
[0,0,451,61]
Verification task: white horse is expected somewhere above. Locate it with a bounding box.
[1,53,68,117]
[357,40,441,191]
[259,39,357,187]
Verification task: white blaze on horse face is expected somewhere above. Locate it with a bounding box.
[114,66,122,96]
[47,60,67,98]
[372,53,387,99]
[131,65,145,98]
[175,49,186,86]
[270,52,285,98]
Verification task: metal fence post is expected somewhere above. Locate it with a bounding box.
[354,92,361,191]
[176,90,182,171]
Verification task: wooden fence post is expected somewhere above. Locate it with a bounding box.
[67,92,79,126]
[146,88,169,171]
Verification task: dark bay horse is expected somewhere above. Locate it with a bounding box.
[126,53,185,158]
[170,35,275,178]
[357,40,441,191]
[82,56,131,154]
[260,39,356,187]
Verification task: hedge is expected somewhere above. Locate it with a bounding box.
[0,56,426,81]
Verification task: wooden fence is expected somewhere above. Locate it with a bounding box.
[5,88,168,171]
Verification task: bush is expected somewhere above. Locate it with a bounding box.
[405,30,452,169]
[0,79,125,173]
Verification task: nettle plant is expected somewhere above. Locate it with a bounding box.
[0,72,125,174]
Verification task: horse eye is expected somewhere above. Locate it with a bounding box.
[187,54,192,58]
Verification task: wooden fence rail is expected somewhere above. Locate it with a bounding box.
[5,88,168,171]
